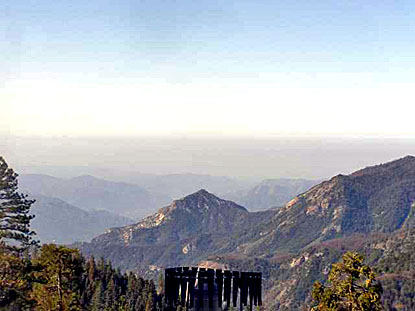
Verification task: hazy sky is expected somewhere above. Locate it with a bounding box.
[3,136,415,180]
[2,0,415,137]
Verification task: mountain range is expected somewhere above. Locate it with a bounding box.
[20,173,318,217]
[30,195,133,244]
[20,172,319,248]
[77,156,415,310]
[19,174,171,219]
[224,178,319,211]
[102,173,318,211]
[118,173,255,200]
[80,156,415,269]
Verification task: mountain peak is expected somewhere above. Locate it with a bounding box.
[84,190,252,267]
[266,155,415,252]
[172,189,247,212]
[178,188,218,202]
[197,188,210,194]
[188,188,212,197]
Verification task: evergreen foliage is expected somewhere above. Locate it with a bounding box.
[1,243,162,311]
[0,156,37,251]
[0,242,36,310]
[32,244,84,311]
[0,157,161,310]
[311,252,382,311]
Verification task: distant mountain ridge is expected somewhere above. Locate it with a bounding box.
[121,173,254,200]
[19,174,171,219]
[19,172,320,216]
[31,195,133,244]
[224,178,319,211]
[121,173,317,211]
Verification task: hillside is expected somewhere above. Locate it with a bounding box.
[211,229,415,310]
[20,174,171,219]
[31,195,133,244]
[234,156,415,255]
[79,189,275,270]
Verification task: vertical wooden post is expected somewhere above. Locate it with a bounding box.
[232,271,239,308]
[224,270,232,307]
[216,269,223,307]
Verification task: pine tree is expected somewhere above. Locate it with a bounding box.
[0,157,38,309]
[311,252,383,311]
[0,156,37,251]
[0,242,36,309]
[104,277,117,311]
[144,281,156,311]
[84,256,97,306]
[32,244,84,311]
[157,273,164,296]
[126,272,141,310]
[91,281,104,311]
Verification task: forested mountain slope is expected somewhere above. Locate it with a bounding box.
[213,229,415,310]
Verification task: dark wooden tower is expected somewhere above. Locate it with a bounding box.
[165,267,262,311]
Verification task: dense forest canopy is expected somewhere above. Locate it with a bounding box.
[0,156,162,311]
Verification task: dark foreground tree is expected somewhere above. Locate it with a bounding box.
[0,156,38,309]
[0,156,37,251]
[0,242,36,310]
[311,252,382,311]
[32,244,84,311]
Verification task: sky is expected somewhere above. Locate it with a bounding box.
[2,0,415,137]
[3,135,415,180]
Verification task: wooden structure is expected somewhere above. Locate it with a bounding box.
[165,267,262,311]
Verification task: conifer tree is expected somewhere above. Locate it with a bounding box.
[84,256,97,305]
[32,244,84,311]
[157,273,164,296]
[104,277,117,311]
[311,252,383,311]
[91,281,104,311]
[0,242,36,309]
[126,272,141,310]
[0,156,37,251]
[0,157,38,309]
